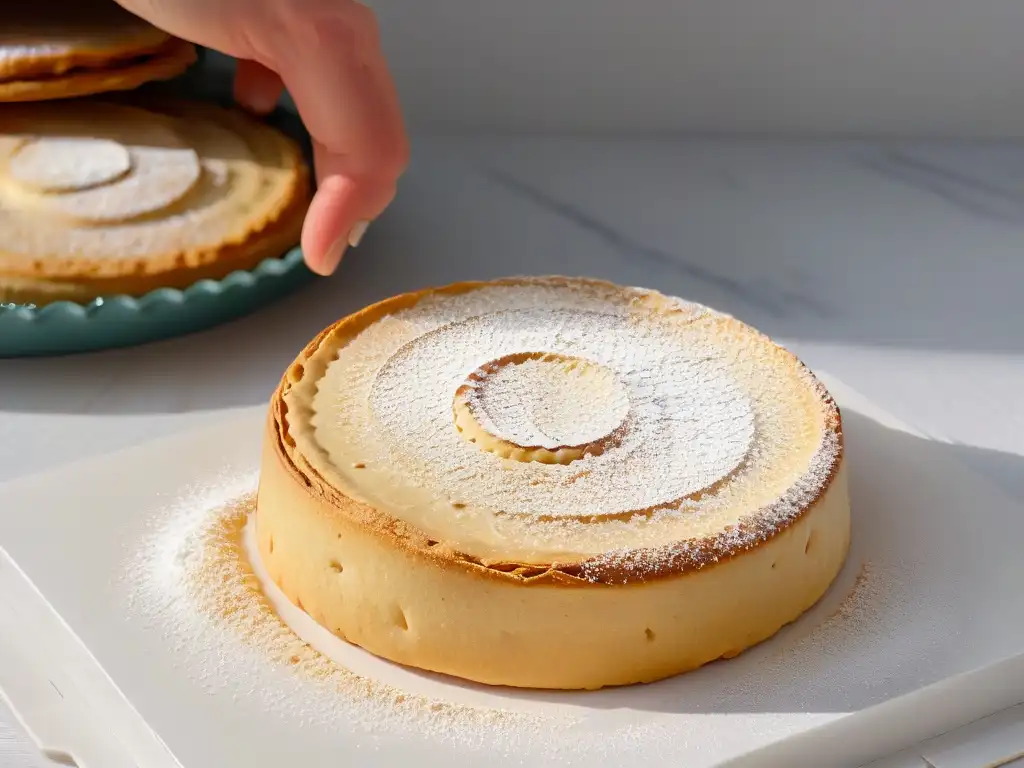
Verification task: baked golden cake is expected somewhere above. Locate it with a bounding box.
[0,100,310,305]
[0,1,196,102]
[257,277,850,690]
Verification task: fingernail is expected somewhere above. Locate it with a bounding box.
[319,238,347,276]
[348,220,370,247]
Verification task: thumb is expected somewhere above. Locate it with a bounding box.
[301,144,398,276]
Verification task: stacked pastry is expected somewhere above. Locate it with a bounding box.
[0,1,311,307]
[0,0,196,102]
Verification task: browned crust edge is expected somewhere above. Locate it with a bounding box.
[0,32,173,83]
[0,0,174,81]
[0,37,197,103]
[267,276,846,588]
[0,100,311,302]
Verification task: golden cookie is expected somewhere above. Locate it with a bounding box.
[257,276,851,690]
[0,99,311,305]
[0,38,196,104]
[0,0,172,81]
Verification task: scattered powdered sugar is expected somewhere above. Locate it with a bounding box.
[125,472,686,763]
[118,436,919,767]
[827,562,879,624]
[783,560,894,659]
[683,555,923,717]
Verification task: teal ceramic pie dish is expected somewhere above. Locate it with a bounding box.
[0,248,312,357]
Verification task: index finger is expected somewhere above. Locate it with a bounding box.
[275,2,408,181]
[269,3,408,272]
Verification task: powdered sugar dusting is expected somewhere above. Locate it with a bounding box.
[462,353,631,452]
[125,474,595,757]
[109,389,1014,768]
[0,100,300,262]
[308,278,841,569]
[363,304,756,516]
[122,471,872,764]
[577,416,842,583]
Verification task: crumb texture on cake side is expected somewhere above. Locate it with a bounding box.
[256,276,851,689]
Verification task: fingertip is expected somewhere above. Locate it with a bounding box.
[307,237,347,276]
[301,175,359,275]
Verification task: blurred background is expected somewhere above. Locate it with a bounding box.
[362,0,1024,138]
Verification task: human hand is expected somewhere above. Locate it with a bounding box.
[115,0,409,275]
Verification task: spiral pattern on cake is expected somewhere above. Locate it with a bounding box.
[282,277,843,574]
[0,100,309,304]
[260,277,850,688]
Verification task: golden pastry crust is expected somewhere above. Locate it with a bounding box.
[0,38,197,104]
[0,99,310,305]
[256,277,851,689]
[0,0,172,82]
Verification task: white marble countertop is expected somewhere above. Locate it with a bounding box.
[3,134,1024,766]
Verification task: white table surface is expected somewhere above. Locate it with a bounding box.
[3,134,1024,766]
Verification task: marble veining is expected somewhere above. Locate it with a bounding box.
[479,165,831,318]
[858,148,1024,225]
